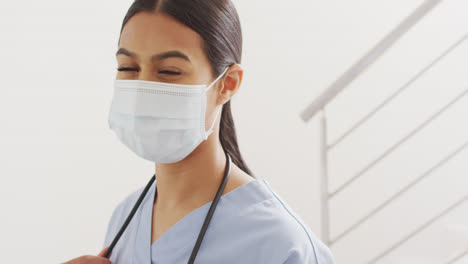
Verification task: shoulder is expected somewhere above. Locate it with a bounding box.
[254,179,336,264]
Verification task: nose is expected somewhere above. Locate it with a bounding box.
[138,64,157,82]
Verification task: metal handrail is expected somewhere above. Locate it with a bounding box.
[329,88,468,199]
[300,0,442,122]
[446,248,468,264]
[298,0,468,261]
[330,137,468,245]
[365,195,468,264]
[328,33,468,151]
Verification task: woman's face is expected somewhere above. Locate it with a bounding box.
[116,11,240,131]
[116,11,215,85]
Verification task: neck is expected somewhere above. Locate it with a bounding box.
[154,134,228,210]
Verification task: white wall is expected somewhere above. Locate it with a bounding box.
[1,0,467,263]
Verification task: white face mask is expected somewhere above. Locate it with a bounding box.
[108,66,229,163]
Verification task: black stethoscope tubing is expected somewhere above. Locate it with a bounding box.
[104,152,232,264]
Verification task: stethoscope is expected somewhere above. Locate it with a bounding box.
[103,152,232,264]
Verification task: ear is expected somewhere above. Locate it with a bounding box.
[216,64,243,105]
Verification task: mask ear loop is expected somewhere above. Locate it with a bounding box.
[204,66,230,139]
[204,105,222,140]
[204,66,230,92]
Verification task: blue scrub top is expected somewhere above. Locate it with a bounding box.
[103,177,335,264]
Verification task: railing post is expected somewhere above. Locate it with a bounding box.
[319,109,330,245]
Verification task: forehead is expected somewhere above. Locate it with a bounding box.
[119,11,205,62]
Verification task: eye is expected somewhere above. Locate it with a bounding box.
[159,70,181,75]
[117,67,138,72]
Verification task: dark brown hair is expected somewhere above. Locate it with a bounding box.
[118,0,254,177]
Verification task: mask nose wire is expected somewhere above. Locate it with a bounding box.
[204,66,230,93]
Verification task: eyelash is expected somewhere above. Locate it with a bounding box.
[117,67,181,75]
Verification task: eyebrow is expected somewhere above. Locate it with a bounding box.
[115,48,191,63]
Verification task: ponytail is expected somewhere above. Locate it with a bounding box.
[219,101,254,177]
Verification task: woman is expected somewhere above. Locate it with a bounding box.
[63,0,335,263]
